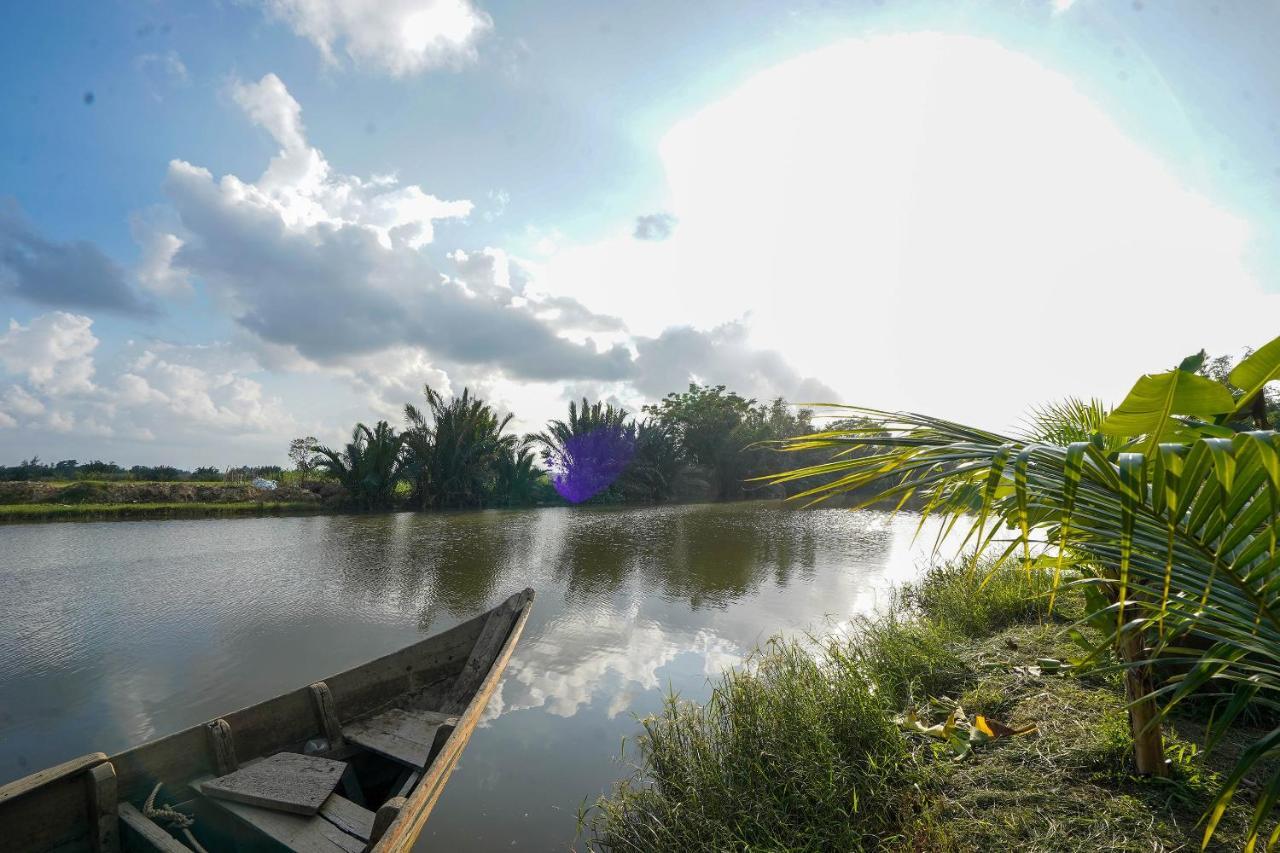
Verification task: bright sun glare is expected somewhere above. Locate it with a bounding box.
[544,33,1277,427]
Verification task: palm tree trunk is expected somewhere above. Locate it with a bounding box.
[1104,565,1168,777]
[1118,627,1168,776]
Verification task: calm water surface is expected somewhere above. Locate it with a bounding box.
[0,502,934,850]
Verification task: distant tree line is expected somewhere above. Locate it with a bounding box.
[0,459,284,483]
[1,383,829,509]
[307,383,823,510]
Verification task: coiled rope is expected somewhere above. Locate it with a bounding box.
[143,782,210,853]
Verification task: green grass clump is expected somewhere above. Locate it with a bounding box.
[590,638,913,852]
[587,558,1269,852]
[898,555,1055,637]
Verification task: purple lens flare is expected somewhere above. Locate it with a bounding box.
[548,427,635,503]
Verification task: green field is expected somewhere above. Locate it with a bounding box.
[0,501,327,522]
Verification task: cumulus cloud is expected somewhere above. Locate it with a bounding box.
[163,74,634,384]
[632,321,838,403]
[0,312,293,448]
[0,312,98,396]
[0,200,154,316]
[633,212,677,241]
[258,0,491,76]
[130,210,193,298]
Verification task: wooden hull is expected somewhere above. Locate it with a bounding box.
[0,588,535,853]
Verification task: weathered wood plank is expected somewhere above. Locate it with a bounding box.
[0,752,105,850]
[345,709,447,769]
[0,752,107,805]
[366,797,405,848]
[86,761,121,853]
[391,769,420,800]
[199,787,364,853]
[310,681,345,749]
[205,718,238,777]
[318,794,375,841]
[201,753,347,816]
[442,603,514,714]
[117,803,191,852]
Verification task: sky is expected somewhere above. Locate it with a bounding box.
[2,0,1280,467]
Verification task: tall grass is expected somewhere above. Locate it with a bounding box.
[590,638,912,852]
[585,558,1263,851]
[590,557,1020,851]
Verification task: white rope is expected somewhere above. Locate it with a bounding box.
[143,783,211,853]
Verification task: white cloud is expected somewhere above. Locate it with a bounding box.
[164,74,634,387]
[131,214,192,297]
[0,312,295,449]
[225,73,474,247]
[541,33,1280,429]
[259,0,491,76]
[0,312,98,396]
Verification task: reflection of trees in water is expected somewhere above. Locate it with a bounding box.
[408,510,535,631]
[547,503,896,611]
[321,513,405,601]
[550,510,647,606]
[653,505,798,607]
[315,511,524,631]
[316,503,902,629]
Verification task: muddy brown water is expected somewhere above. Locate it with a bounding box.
[0,501,935,850]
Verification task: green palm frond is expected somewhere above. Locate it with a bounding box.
[764,334,1280,848]
[402,386,517,508]
[311,421,404,509]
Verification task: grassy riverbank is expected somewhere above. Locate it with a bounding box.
[586,560,1273,851]
[0,500,327,522]
[0,479,332,523]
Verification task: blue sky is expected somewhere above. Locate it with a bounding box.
[2,0,1279,466]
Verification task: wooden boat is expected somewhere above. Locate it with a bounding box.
[0,588,535,853]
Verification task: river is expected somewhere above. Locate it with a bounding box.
[0,501,935,850]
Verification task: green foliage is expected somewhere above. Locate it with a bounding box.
[494,441,544,507]
[590,561,1264,852]
[402,386,519,509]
[531,398,635,504]
[0,501,319,521]
[311,421,405,510]
[644,385,815,499]
[765,333,1280,848]
[532,399,694,504]
[1201,346,1280,429]
[899,556,1054,639]
[589,638,911,852]
[288,436,319,481]
[617,419,689,502]
[1022,397,1126,452]
[644,384,758,499]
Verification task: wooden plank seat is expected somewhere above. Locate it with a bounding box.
[201,752,347,816]
[344,709,457,769]
[195,776,375,853]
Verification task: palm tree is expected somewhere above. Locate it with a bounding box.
[310,421,405,510]
[618,419,687,503]
[402,386,516,509]
[495,440,542,506]
[532,399,636,503]
[766,338,1280,849]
